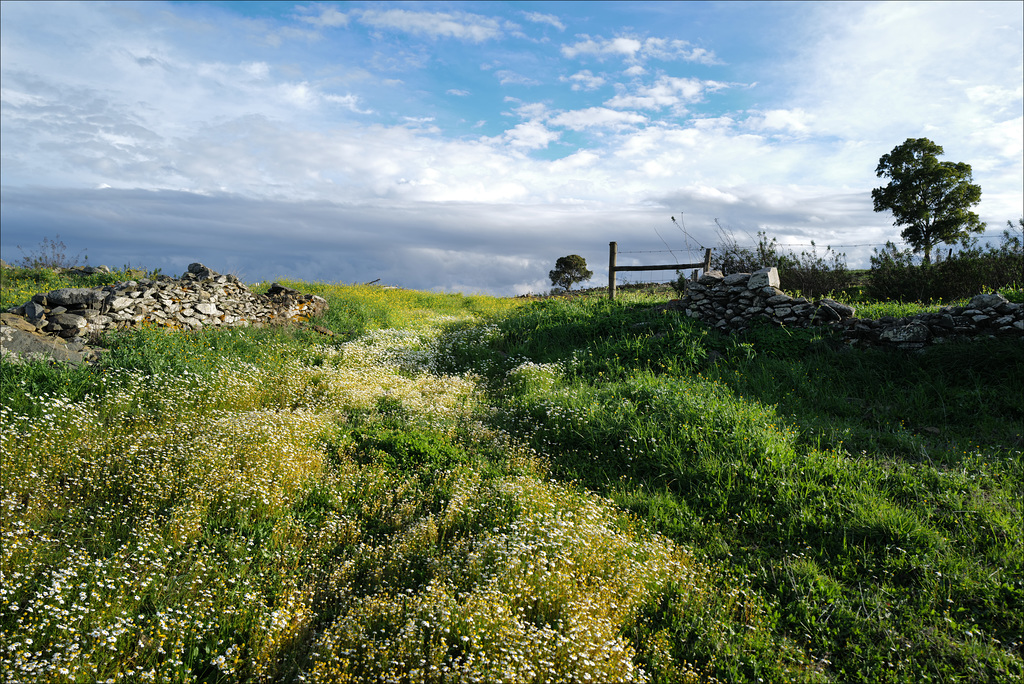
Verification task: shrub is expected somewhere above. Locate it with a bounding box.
[866,222,1024,301]
[13,234,87,270]
[706,223,851,298]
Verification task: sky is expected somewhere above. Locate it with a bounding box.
[1,1,1022,295]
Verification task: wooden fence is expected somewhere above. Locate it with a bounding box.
[607,242,712,300]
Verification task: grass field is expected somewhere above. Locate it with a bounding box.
[1,268,1021,683]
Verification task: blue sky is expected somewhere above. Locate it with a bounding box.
[2,1,1021,295]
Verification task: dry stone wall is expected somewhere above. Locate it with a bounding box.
[4,263,328,341]
[672,267,1023,350]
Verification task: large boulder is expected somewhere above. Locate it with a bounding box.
[0,325,92,366]
[45,288,107,308]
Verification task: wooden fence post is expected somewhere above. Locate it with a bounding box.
[606,243,710,299]
[608,241,617,300]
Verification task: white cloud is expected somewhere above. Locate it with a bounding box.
[786,3,1023,141]
[278,82,318,108]
[563,35,643,60]
[447,88,470,96]
[325,93,373,114]
[605,76,726,111]
[495,70,542,86]
[548,107,648,131]
[746,108,813,135]
[272,82,370,113]
[0,88,48,107]
[639,38,720,65]
[965,83,1024,110]
[296,5,349,28]
[522,11,565,32]
[499,120,560,150]
[562,35,719,64]
[242,61,270,80]
[562,70,606,91]
[970,116,1024,164]
[268,26,323,45]
[549,150,600,172]
[772,1,1023,220]
[356,9,503,42]
[506,100,550,120]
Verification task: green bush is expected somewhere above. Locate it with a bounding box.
[705,226,851,298]
[867,226,1024,302]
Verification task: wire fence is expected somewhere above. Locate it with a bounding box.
[609,240,903,290]
[618,241,903,255]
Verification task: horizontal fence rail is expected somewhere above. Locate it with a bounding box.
[608,242,712,300]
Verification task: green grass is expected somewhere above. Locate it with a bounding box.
[1,276,1021,683]
[0,266,145,311]
[436,291,1024,682]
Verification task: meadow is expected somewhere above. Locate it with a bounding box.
[1,267,1021,683]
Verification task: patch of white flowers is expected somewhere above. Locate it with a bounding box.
[2,312,711,683]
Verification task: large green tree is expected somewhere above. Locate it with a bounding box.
[871,138,985,263]
[548,254,593,291]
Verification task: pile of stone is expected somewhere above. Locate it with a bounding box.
[4,262,328,341]
[670,267,1023,350]
[840,293,1023,349]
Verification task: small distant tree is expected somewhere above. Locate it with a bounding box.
[871,138,985,264]
[549,254,593,292]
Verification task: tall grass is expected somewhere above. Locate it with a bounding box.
[1,283,820,683]
[437,291,1024,682]
[2,279,1020,682]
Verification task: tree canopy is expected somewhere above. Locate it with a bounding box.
[871,138,985,263]
[548,254,593,291]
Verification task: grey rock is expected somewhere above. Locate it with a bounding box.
[109,297,134,311]
[188,263,217,280]
[676,263,1020,350]
[748,267,780,289]
[46,288,106,307]
[812,306,842,323]
[880,323,930,344]
[722,273,750,286]
[52,313,88,329]
[0,313,38,333]
[1,326,87,366]
[24,301,46,321]
[968,294,1007,310]
[195,302,220,316]
[817,298,855,319]
[697,270,724,285]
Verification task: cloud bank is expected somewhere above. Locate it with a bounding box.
[1,1,1021,295]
